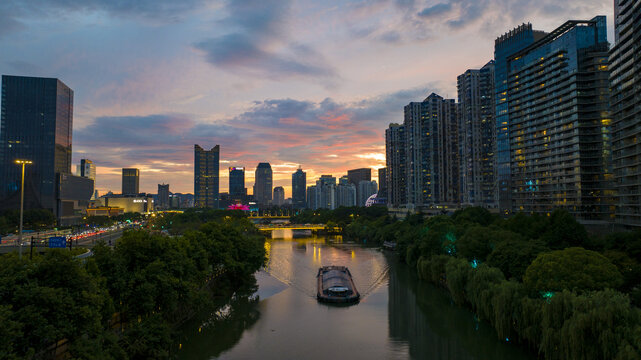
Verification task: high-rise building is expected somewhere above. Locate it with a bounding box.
[229,167,246,202]
[358,180,378,207]
[292,166,306,209]
[385,123,407,207]
[494,24,548,214]
[273,186,285,206]
[0,75,92,224]
[347,168,371,206]
[315,175,336,209]
[306,185,317,210]
[194,144,220,208]
[404,93,458,208]
[157,184,170,209]
[503,17,614,220]
[122,168,139,195]
[611,0,641,227]
[254,162,273,206]
[458,61,497,208]
[337,176,356,207]
[0,75,74,213]
[78,159,96,200]
[377,167,387,200]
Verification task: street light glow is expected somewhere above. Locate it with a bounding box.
[15,160,33,164]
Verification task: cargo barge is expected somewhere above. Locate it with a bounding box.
[316,266,360,303]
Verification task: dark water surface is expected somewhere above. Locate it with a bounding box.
[175,236,534,359]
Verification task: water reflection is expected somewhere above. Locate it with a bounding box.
[176,237,534,360]
[388,259,534,359]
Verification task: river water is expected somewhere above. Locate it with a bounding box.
[175,234,535,359]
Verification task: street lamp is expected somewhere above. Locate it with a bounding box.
[15,160,32,259]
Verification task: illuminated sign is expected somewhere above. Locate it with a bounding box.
[229,167,245,171]
[133,199,148,203]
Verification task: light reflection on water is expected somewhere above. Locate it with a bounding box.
[176,237,535,360]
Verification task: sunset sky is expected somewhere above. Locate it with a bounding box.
[0,0,614,197]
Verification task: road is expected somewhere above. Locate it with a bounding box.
[0,228,125,255]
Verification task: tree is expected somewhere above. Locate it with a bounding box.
[486,237,548,280]
[452,207,496,227]
[524,247,623,293]
[539,209,588,249]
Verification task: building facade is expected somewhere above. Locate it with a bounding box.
[458,61,497,208]
[157,184,169,209]
[273,186,285,206]
[337,176,356,207]
[78,159,96,200]
[404,93,458,208]
[194,144,220,208]
[505,17,614,221]
[0,75,74,216]
[315,175,337,210]
[347,168,371,205]
[385,123,407,207]
[292,167,306,209]
[494,24,548,214]
[254,162,273,206]
[611,0,641,226]
[358,180,378,207]
[122,168,139,195]
[377,167,387,200]
[229,167,246,202]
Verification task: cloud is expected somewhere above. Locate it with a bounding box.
[193,0,338,82]
[0,0,207,31]
[417,3,453,19]
[73,84,444,192]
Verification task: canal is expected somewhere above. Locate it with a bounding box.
[175,234,534,359]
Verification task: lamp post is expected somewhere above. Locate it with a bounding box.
[15,160,32,259]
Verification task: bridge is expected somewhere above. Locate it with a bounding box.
[249,215,291,219]
[256,224,341,232]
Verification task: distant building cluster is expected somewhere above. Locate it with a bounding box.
[386,8,641,227]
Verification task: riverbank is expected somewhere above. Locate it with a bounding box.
[341,207,641,359]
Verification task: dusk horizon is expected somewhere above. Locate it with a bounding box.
[0,0,614,196]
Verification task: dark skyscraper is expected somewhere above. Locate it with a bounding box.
[347,168,371,205]
[611,0,641,227]
[158,183,169,209]
[254,162,272,206]
[385,123,406,207]
[0,75,73,213]
[122,168,139,195]
[229,167,246,201]
[458,60,496,208]
[292,167,306,209]
[273,186,285,206]
[378,167,387,200]
[494,24,548,214]
[405,93,458,207]
[194,144,220,208]
[504,17,613,220]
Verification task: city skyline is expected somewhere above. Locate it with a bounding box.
[0,1,615,195]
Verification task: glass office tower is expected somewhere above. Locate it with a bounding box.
[494,24,547,214]
[0,75,73,213]
[611,0,641,227]
[505,17,614,221]
[194,144,220,208]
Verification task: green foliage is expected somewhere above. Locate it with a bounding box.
[539,209,589,249]
[456,225,497,262]
[445,257,471,305]
[452,207,496,227]
[486,237,548,280]
[0,218,266,359]
[524,247,624,293]
[291,206,387,227]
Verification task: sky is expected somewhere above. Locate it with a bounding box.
[0,0,614,197]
